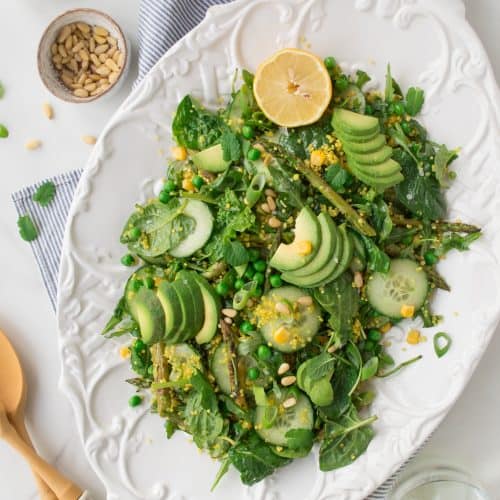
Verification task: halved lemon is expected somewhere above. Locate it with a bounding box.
[253,48,332,128]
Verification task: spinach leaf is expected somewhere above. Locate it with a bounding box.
[319,407,376,471]
[434,144,459,187]
[302,352,335,380]
[220,130,241,162]
[223,240,249,267]
[268,163,305,208]
[228,431,291,485]
[393,149,447,220]
[32,181,56,207]
[184,371,224,449]
[324,164,352,193]
[360,235,391,273]
[285,429,314,450]
[313,272,359,344]
[172,95,225,150]
[370,198,393,241]
[17,214,38,242]
[405,87,425,116]
[278,115,332,159]
[355,70,371,89]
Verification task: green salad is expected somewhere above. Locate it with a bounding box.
[103,56,480,487]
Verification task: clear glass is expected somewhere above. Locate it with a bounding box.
[388,465,491,500]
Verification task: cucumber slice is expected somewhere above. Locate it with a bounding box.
[366,258,428,318]
[257,287,321,352]
[169,200,213,258]
[211,343,232,395]
[164,343,202,382]
[254,389,314,446]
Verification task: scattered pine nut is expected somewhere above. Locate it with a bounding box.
[277,363,290,375]
[25,140,42,150]
[266,196,276,211]
[223,317,233,325]
[297,295,313,306]
[327,345,336,353]
[268,216,282,228]
[264,188,276,198]
[353,271,363,288]
[81,135,97,145]
[275,302,290,315]
[221,308,237,318]
[282,397,297,409]
[281,375,296,387]
[260,202,271,213]
[42,102,54,120]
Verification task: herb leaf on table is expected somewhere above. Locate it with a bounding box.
[17,214,38,241]
[32,181,56,207]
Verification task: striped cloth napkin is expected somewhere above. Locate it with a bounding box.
[12,1,413,497]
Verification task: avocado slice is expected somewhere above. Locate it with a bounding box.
[269,206,321,272]
[192,144,231,173]
[345,146,393,166]
[332,108,379,137]
[170,280,195,343]
[282,223,342,287]
[282,213,336,278]
[157,282,183,344]
[192,273,221,344]
[339,134,386,154]
[175,271,205,342]
[336,128,379,144]
[128,288,165,345]
[349,162,404,191]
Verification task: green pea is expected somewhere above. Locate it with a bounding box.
[234,278,245,290]
[244,267,255,280]
[248,249,260,262]
[134,339,146,352]
[164,180,176,192]
[257,344,272,360]
[121,254,135,267]
[374,344,382,355]
[391,102,405,116]
[130,279,143,292]
[324,56,336,70]
[240,320,254,333]
[192,175,204,189]
[424,250,438,266]
[129,227,141,241]
[144,277,155,289]
[129,394,142,407]
[269,274,282,288]
[364,340,375,352]
[252,286,263,297]
[242,125,254,140]
[253,272,265,285]
[0,124,8,138]
[247,147,261,161]
[158,190,171,204]
[335,75,349,92]
[364,104,373,115]
[367,329,382,342]
[401,121,412,135]
[215,281,229,296]
[247,367,260,380]
[253,260,266,272]
[402,234,413,245]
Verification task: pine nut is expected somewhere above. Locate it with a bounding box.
[79,49,89,61]
[98,54,107,63]
[275,302,290,315]
[108,72,120,84]
[57,25,72,43]
[42,102,53,120]
[260,203,271,213]
[223,317,233,325]
[94,26,109,37]
[282,397,297,409]
[277,363,290,375]
[117,51,125,67]
[25,140,42,150]
[95,65,111,76]
[90,54,101,66]
[94,44,109,55]
[353,271,363,288]
[268,216,282,228]
[73,88,89,98]
[58,44,68,58]
[52,54,62,65]
[105,58,119,72]
[51,43,58,56]
[297,296,313,306]
[65,36,73,51]
[76,22,90,34]
[265,188,276,198]
[107,46,117,58]
[72,41,84,53]
[93,34,107,44]
[327,345,336,353]
[281,376,296,387]
[266,196,276,211]
[84,83,97,92]
[222,308,237,318]
[81,135,97,145]
[107,36,117,46]
[89,37,96,53]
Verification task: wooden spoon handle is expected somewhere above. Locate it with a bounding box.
[0,410,82,500]
[10,414,58,500]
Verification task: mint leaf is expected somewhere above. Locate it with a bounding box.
[324,164,351,193]
[355,70,371,89]
[17,215,38,242]
[223,241,249,267]
[434,144,459,187]
[220,131,241,162]
[32,181,56,207]
[405,87,425,116]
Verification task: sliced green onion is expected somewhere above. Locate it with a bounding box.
[252,386,267,407]
[232,280,257,310]
[433,332,452,358]
[245,174,266,207]
[377,355,422,378]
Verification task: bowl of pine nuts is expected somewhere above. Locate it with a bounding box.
[37,9,129,102]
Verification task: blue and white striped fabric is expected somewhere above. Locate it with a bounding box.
[11,1,422,497]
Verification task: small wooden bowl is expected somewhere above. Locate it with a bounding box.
[37,8,129,103]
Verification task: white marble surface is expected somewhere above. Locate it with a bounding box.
[0,1,498,499]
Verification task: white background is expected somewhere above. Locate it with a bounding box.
[0,1,498,499]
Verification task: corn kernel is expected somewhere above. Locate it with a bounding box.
[171,146,187,161]
[310,149,326,167]
[406,329,421,345]
[400,304,415,318]
[380,322,392,334]
[296,240,313,256]
[273,326,290,344]
[119,346,130,358]
[182,178,194,191]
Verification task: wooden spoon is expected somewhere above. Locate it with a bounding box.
[0,329,82,499]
